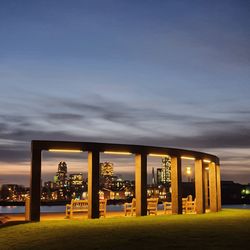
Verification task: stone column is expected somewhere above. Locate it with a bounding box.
[135,153,147,216]
[88,151,100,219]
[216,165,222,211]
[203,167,209,210]
[195,159,205,214]
[171,156,182,214]
[30,145,41,222]
[209,162,218,212]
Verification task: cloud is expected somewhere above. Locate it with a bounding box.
[1,98,250,150]
[47,113,84,122]
[0,96,250,184]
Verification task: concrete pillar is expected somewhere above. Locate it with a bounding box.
[216,165,222,211]
[195,159,205,214]
[171,156,182,214]
[203,167,209,210]
[88,151,100,219]
[25,197,30,221]
[135,153,147,216]
[30,146,41,222]
[209,162,218,212]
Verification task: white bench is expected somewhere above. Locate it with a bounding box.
[163,201,172,214]
[124,198,136,216]
[186,200,196,213]
[182,196,196,214]
[66,199,107,219]
[66,200,88,219]
[147,198,159,215]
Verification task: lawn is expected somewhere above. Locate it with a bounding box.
[0,209,250,250]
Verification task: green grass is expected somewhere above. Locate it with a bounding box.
[0,209,250,250]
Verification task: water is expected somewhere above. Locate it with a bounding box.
[222,204,250,209]
[0,204,125,214]
[1,204,249,214]
[0,204,165,214]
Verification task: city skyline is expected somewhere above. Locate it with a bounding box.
[0,0,250,185]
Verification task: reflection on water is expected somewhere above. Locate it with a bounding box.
[0,205,125,214]
[222,204,250,209]
[0,204,249,214]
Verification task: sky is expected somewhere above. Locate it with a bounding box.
[0,0,250,185]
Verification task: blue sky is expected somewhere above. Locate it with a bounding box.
[0,0,250,185]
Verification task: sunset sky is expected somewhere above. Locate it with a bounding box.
[0,0,250,185]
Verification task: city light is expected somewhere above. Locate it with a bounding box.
[181,156,195,160]
[148,153,169,158]
[48,149,83,153]
[186,166,192,182]
[186,167,192,175]
[103,151,132,155]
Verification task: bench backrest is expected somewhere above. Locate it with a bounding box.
[71,200,88,210]
[99,199,107,211]
[147,198,158,210]
[164,201,172,210]
[131,198,136,208]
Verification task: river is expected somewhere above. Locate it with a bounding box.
[1,204,250,214]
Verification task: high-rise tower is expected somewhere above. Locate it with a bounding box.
[161,156,171,184]
[156,156,171,186]
[152,167,156,186]
[55,161,68,188]
[100,162,114,176]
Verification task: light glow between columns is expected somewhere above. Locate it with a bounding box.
[148,153,169,158]
[103,151,132,155]
[48,149,83,153]
[181,156,195,160]
[203,159,211,163]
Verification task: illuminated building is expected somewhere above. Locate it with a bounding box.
[161,156,171,184]
[44,181,56,190]
[0,184,26,201]
[156,157,171,186]
[69,173,86,199]
[100,162,114,176]
[186,166,192,182]
[53,161,69,200]
[55,161,68,188]
[156,168,162,185]
[100,161,115,189]
[152,167,156,186]
[69,173,83,187]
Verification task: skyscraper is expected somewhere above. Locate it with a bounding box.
[58,161,67,173]
[156,156,171,186]
[55,161,68,188]
[161,156,171,184]
[156,168,163,185]
[100,162,115,190]
[69,173,83,187]
[100,162,114,176]
[152,167,156,186]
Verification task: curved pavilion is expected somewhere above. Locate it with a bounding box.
[30,140,221,222]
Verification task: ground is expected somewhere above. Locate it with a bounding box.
[0,209,249,250]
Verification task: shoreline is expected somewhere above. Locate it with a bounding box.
[0,199,129,206]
